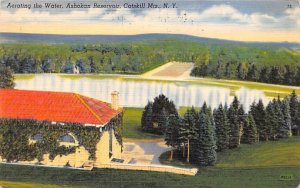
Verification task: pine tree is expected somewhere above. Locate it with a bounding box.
[250,100,266,142]
[213,104,229,151]
[238,105,246,145]
[157,108,168,134]
[179,109,198,162]
[89,56,96,73]
[228,97,240,148]
[141,102,153,132]
[289,90,299,135]
[0,67,15,88]
[242,114,257,144]
[264,102,276,141]
[272,99,285,140]
[152,94,178,123]
[280,99,292,138]
[195,108,217,166]
[164,114,180,160]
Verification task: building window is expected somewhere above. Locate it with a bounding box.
[29,133,43,144]
[58,133,79,147]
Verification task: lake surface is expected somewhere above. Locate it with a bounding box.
[15,74,269,111]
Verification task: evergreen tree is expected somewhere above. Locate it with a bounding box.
[195,108,217,166]
[0,67,15,89]
[259,67,269,83]
[237,105,246,144]
[264,103,276,141]
[164,114,180,160]
[272,99,284,140]
[76,59,86,73]
[157,108,168,134]
[20,57,34,73]
[41,58,52,73]
[228,97,240,148]
[250,100,266,142]
[246,64,258,81]
[152,94,178,123]
[213,104,229,151]
[141,102,153,132]
[89,56,96,73]
[280,99,292,138]
[179,109,198,162]
[296,67,300,86]
[242,114,257,144]
[289,90,299,135]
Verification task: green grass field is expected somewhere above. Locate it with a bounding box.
[123,108,161,139]
[160,136,300,169]
[217,136,300,168]
[0,164,299,187]
[1,129,300,188]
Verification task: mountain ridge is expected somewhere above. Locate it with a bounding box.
[0,32,299,48]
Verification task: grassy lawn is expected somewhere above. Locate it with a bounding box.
[160,136,300,169]
[0,164,299,188]
[14,74,35,80]
[217,136,300,168]
[0,180,59,188]
[123,108,161,139]
[1,136,300,187]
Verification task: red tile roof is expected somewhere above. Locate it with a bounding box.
[0,89,121,126]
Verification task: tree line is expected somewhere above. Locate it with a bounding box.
[1,40,299,87]
[191,63,300,86]
[141,92,300,166]
[0,40,205,74]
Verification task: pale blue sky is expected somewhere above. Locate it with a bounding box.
[0,0,299,42]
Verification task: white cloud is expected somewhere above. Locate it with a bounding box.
[0,4,299,40]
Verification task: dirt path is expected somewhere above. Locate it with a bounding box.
[122,141,170,165]
[141,62,194,80]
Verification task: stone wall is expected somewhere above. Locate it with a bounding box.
[2,129,122,168]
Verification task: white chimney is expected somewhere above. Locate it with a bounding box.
[111,91,119,110]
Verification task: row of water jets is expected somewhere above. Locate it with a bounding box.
[15,74,269,111]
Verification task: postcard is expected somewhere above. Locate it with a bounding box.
[0,0,300,187]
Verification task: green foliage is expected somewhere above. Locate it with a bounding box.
[0,67,15,88]
[242,114,257,144]
[280,99,292,138]
[122,107,161,139]
[141,102,154,132]
[228,97,241,148]
[249,100,266,141]
[195,103,217,166]
[111,113,123,148]
[0,117,122,162]
[179,108,198,162]
[0,39,208,74]
[192,45,300,86]
[141,94,178,134]
[152,94,178,122]
[289,90,300,135]
[157,108,168,133]
[164,114,180,149]
[213,104,230,151]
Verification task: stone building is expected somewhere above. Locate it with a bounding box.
[0,89,123,168]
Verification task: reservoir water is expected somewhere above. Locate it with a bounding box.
[15,74,269,111]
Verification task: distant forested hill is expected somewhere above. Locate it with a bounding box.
[0,33,300,86]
